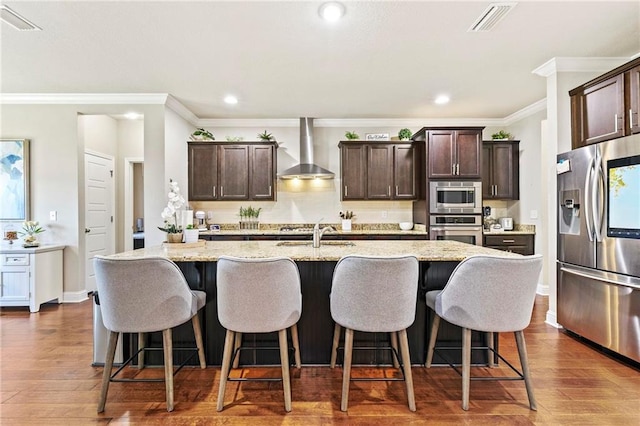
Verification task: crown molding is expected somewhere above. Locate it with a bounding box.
[198,117,505,128]
[165,95,199,126]
[198,118,300,127]
[0,93,170,104]
[532,57,630,77]
[504,99,546,126]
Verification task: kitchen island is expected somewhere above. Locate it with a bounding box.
[107,240,518,366]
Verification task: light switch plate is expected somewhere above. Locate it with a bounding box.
[530,210,538,219]
[49,210,57,221]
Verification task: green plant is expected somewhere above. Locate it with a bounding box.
[192,128,215,140]
[257,130,275,141]
[186,224,194,229]
[492,130,513,140]
[345,131,359,140]
[398,128,412,140]
[239,206,262,219]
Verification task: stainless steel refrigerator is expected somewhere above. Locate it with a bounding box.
[557,134,640,364]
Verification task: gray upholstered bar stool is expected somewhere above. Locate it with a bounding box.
[425,254,543,411]
[94,256,206,413]
[216,256,302,412]
[330,255,419,412]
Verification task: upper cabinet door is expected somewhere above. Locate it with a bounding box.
[341,144,367,200]
[188,143,218,201]
[482,141,520,200]
[218,145,249,200]
[249,144,276,200]
[455,130,482,178]
[629,65,640,135]
[428,130,456,178]
[367,145,393,199]
[394,144,416,199]
[581,74,625,145]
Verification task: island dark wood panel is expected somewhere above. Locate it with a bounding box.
[130,260,493,367]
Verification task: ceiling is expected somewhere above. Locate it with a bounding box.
[2,1,639,120]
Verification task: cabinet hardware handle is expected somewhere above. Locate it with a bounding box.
[456,163,459,175]
[395,185,399,196]
[452,164,455,175]
[614,113,619,132]
[268,185,272,196]
[344,186,348,197]
[213,186,216,198]
[388,186,391,196]
[503,239,515,243]
[221,186,224,197]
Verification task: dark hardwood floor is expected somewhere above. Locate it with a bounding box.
[1,296,639,425]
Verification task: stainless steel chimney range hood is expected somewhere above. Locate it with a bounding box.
[278,118,335,180]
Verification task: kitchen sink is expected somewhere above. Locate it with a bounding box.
[276,241,355,247]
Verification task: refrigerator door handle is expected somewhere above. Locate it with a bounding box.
[584,155,595,241]
[560,264,640,290]
[592,149,605,242]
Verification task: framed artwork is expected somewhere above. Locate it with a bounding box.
[0,139,30,221]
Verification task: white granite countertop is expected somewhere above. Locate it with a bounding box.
[110,240,518,262]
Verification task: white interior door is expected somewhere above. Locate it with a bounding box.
[84,151,114,292]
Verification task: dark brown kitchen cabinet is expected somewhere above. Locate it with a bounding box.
[188,142,277,201]
[484,234,534,255]
[427,128,482,179]
[482,140,519,200]
[570,57,640,149]
[339,141,416,201]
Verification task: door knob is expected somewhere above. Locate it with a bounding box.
[85,228,91,233]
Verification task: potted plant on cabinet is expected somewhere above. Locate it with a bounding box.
[183,224,200,243]
[398,128,412,141]
[491,130,513,140]
[345,131,359,140]
[257,130,275,142]
[190,128,215,141]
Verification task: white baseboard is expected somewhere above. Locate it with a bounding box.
[63,290,89,304]
[536,282,549,296]
[545,310,562,328]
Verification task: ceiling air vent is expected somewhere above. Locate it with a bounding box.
[468,2,516,32]
[1,5,41,31]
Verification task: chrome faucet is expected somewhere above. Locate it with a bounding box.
[313,219,335,248]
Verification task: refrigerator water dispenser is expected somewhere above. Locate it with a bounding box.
[560,189,581,235]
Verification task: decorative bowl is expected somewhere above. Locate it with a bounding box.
[399,222,413,231]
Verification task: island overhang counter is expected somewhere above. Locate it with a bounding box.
[105,240,519,366]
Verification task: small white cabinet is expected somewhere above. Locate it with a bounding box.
[0,245,64,313]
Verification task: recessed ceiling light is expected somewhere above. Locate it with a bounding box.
[0,5,41,31]
[124,112,141,120]
[224,95,238,105]
[435,95,450,105]
[319,2,345,22]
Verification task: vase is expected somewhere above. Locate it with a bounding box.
[166,232,183,243]
[341,219,352,232]
[23,234,40,248]
[183,229,199,243]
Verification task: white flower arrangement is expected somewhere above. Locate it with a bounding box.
[158,179,186,234]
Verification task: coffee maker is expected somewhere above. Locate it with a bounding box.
[195,211,206,229]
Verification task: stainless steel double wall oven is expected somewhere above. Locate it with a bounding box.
[429,181,483,245]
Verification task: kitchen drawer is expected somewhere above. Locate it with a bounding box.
[484,235,530,246]
[1,253,29,266]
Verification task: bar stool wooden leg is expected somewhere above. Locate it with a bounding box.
[390,331,400,369]
[398,329,416,411]
[162,329,174,412]
[330,323,341,368]
[278,328,292,412]
[97,330,119,413]
[487,331,495,367]
[290,324,301,368]
[425,314,440,368]
[461,327,472,411]
[191,315,206,369]
[340,328,354,412]
[515,330,537,411]
[137,332,145,369]
[232,332,242,369]
[217,330,235,411]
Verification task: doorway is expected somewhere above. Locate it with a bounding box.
[124,157,144,251]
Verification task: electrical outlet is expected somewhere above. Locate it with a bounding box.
[381,211,388,219]
[49,210,57,221]
[530,210,538,219]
